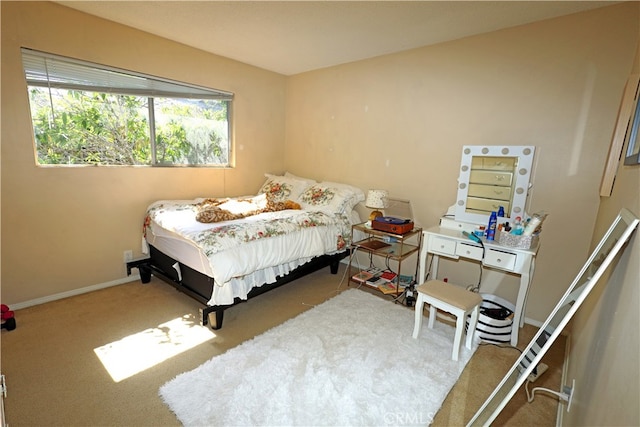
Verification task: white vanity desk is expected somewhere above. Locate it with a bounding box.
[418,223,539,346]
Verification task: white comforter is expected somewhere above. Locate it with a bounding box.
[142,198,354,305]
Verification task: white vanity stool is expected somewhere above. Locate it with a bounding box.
[412,280,482,361]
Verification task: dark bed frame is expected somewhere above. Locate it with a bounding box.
[126,245,347,329]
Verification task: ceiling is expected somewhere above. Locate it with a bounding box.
[56,1,618,76]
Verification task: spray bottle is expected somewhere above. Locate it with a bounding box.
[486,211,497,241]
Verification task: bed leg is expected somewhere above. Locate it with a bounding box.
[138,265,152,283]
[126,259,152,283]
[329,260,340,275]
[209,310,224,330]
[199,307,225,330]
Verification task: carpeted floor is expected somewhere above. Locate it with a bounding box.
[1,264,565,426]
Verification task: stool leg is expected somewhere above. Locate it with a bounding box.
[465,305,480,350]
[428,304,437,329]
[452,312,465,361]
[412,293,425,339]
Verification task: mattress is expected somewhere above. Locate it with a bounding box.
[142,198,360,305]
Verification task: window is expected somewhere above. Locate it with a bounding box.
[22,48,233,166]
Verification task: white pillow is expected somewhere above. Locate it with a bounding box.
[258,174,310,202]
[284,172,317,186]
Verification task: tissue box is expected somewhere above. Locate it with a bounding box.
[497,231,539,249]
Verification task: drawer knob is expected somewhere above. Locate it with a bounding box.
[496,258,502,263]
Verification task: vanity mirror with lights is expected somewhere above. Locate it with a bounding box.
[418,145,539,346]
[455,145,536,226]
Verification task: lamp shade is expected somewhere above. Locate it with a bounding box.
[365,189,388,209]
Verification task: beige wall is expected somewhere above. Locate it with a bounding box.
[2,1,638,327]
[564,40,640,426]
[1,2,287,304]
[285,2,640,323]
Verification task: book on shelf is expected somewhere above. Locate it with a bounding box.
[380,271,397,282]
[399,274,414,286]
[378,281,400,295]
[351,271,374,283]
[357,239,391,250]
[365,275,384,286]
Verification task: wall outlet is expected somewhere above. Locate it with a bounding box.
[123,250,133,263]
[564,379,575,412]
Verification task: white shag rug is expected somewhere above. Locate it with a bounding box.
[159,289,477,426]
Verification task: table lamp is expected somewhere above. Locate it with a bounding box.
[365,189,388,221]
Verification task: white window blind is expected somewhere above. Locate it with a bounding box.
[21,48,233,100]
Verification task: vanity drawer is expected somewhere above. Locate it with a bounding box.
[428,236,457,256]
[484,249,517,271]
[468,183,512,201]
[455,242,484,260]
[469,170,513,186]
[466,197,511,213]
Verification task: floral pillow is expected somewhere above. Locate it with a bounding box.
[297,182,364,215]
[318,181,365,212]
[258,174,310,203]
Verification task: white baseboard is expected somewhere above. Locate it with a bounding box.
[9,274,141,311]
[524,316,544,328]
[556,334,572,426]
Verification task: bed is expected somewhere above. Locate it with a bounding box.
[127,173,364,329]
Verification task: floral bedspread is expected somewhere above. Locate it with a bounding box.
[145,200,351,255]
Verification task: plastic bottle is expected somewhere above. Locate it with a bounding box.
[511,217,524,235]
[497,206,505,218]
[523,212,546,236]
[486,211,497,241]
